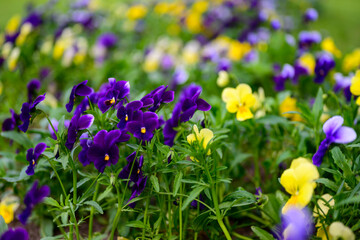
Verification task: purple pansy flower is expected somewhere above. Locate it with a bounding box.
[78,133,92,166]
[18,181,50,225]
[314,53,335,84]
[298,31,321,50]
[97,33,118,48]
[304,8,318,22]
[191,193,205,210]
[127,112,159,141]
[128,175,147,208]
[98,79,130,113]
[19,93,46,133]
[27,79,41,103]
[217,58,232,72]
[140,86,174,112]
[0,228,29,240]
[2,109,20,132]
[87,130,121,173]
[26,143,47,176]
[23,12,42,28]
[164,84,211,146]
[66,80,93,113]
[280,207,313,240]
[271,19,281,30]
[119,152,144,184]
[65,112,94,150]
[117,101,143,130]
[161,55,174,70]
[313,116,356,166]
[334,73,353,101]
[273,64,295,91]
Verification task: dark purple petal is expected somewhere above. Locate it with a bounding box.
[196,98,211,111]
[87,144,107,172]
[104,129,121,147]
[127,100,143,111]
[93,130,107,146]
[34,143,47,159]
[30,93,46,109]
[107,144,119,165]
[18,206,32,225]
[0,227,29,240]
[161,91,175,103]
[141,98,154,108]
[77,114,94,130]
[75,83,93,96]
[180,105,197,123]
[117,132,131,142]
[312,138,331,167]
[19,103,31,132]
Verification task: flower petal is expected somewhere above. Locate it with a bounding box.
[323,115,343,136]
[77,114,94,130]
[196,98,211,111]
[332,126,357,144]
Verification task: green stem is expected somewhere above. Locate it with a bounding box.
[70,204,81,240]
[88,181,100,240]
[232,232,253,240]
[167,194,172,239]
[142,189,151,239]
[44,156,67,197]
[179,183,183,240]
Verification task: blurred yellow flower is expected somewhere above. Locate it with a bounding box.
[343,49,360,72]
[280,158,319,213]
[192,1,209,14]
[5,15,21,34]
[0,196,19,224]
[216,71,229,87]
[186,11,202,33]
[279,96,302,122]
[154,2,169,15]
[126,5,147,21]
[16,23,33,46]
[313,194,334,217]
[298,53,315,75]
[253,88,266,118]
[350,70,360,105]
[8,47,20,71]
[222,83,256,121]
[187,125,214,155]
[321,37,341,58]
[227,40,251,61]
[329,222,355,240]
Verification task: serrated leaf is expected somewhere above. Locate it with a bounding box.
[251,226,275,240]
[126,220,148,229]
[182,186,206,211]
[330,147,354,186]
[173,171,183,197]
[84,201,103,214]
[150,175,160,192]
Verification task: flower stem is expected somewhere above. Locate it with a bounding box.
[44,156,67,197]
[88,181,99,240]
[179,183,183,240]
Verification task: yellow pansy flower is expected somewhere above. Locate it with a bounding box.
[280,158,319,213]
[343,49,360,72]
[187,125,214,152]
[186,11,202,33]
[16,23,33,46]
[321,37,341,58]
[227,40,251,61]
[222,83,256,121]
[216,71,229,87]
[192,1,209,14]
[5,15,21,35]
[154,2,169,15]
[313,194,334,217]
[328,222,355,240]
[126,5,147,21]
[8,47,20,71]
[298,53,315,75]
[279,96,302,122]
[350,70,360,105]
[253,88,266,118]
[0,196,19,224]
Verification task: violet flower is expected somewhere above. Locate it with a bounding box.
[304,8,318,22]
[314,53,335,84]
[66,80,93,113]
[23,12,42,28]
[117,100,143,130]
[280,207,313,240]
[98,79,130,113]
[18,181,50,225]
[217,58,232,72]
[118,152,144,184]
[97,33,118,48]
[313,116,356,166]
[27,79,41,103]
[19,93,46,132]
[2,109,20,132]
[65,112,94,150]
[271,19,281,30]
[26,143,47,176]
[161,55,174,70]
[140,86,174,112]
[0,228,29,240]
[163,84,211,146]
[128,175,147,208]
[273,64,295,91]
[127,112,159,141]
[334,73,353,101]
[87,130,121,173]
[298,31,321,49]
[78,133,92,166]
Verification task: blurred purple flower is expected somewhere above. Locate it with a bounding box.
[23,12,42,27]
[271,19,281,30]
[27,79,41,103]
[18,181,50,225]
[298,31,321,49]
[65,112,94,150]
[273,64,295,91]
[314,53,335,84]
[334,73,353,101]
[2,109,20,132]
[0,228,29,240]
[281,207,313,240]
[48,119,70,140]
[217,58,232,72]
[304,8,318,22]
[97,33,118,48]
[313,116,356,166]
[66,80,93,113]
[19,93,46,132]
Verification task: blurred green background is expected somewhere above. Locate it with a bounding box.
[0,0,359,52]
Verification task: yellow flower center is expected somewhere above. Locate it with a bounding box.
[137,169,140,174]
[141,127,146,134]
[104,154,110,161]
[125,114,129,121]
[105,97,116,106]
[32,160,35,165]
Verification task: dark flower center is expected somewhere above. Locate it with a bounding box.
[104,97,115,106]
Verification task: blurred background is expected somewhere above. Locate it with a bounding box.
[0,0,359,52]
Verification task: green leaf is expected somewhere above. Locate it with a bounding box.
[181,186,206,211]
[251,226,275,240]
[312,87,323,123]
[59,155,68,170]
[173,171,183,197]
[44,197,62,208]
[1,131,33,148]
[70,178,90,193]
[0,215,8,235]
[84,201,103,214]
[2,167,29,183]
[316,178,338,192]
[330,147,355,186]
[57,115,65,136]
[150,175,160,192]
[126,220,148,229]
